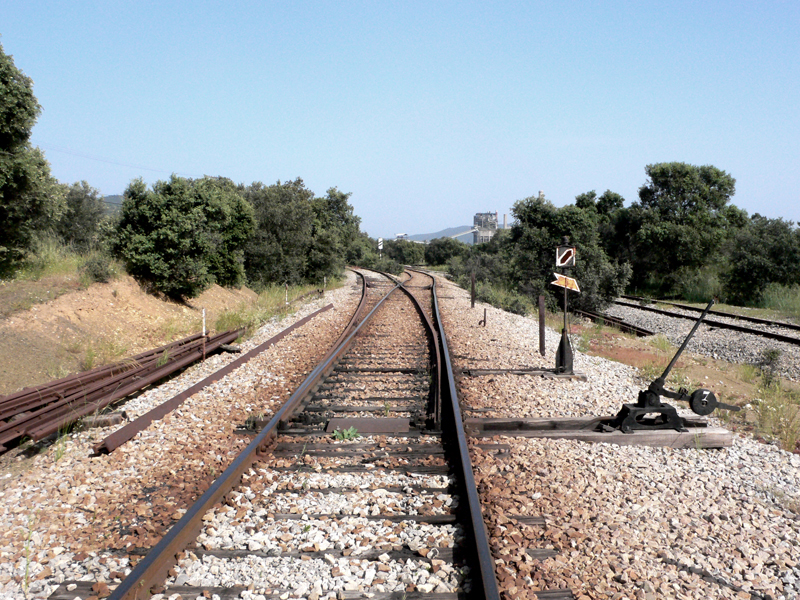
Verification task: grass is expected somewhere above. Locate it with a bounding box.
[156,349,171,368]
[577,322,604,353]
[70,337,129,372]
[332,426,359,441]
[649,334,674,356]
[157,317,203,341]
[14,236,121,284]
[759,283,800,321]
[13,235,85,281]
[52,429,68,463]
[738,364,760,384]
[215,283,321,337]
[752,381,800,452]
[0,236,122,319]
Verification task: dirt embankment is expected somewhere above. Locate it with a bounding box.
[0,276,258,395]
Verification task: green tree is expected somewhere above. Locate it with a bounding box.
[55,181,106,250]
[346,231,380,268]
[114,175,254,299]
[639,162,735,222]
[424,237,469,266]
[307,187,361,282]
[509,194,631,311]
[723,215,800,304]
[0,42,63,273]
[596,190,624,215]
[624,163,737,293]
[242,178,314,288]
[574,190,597,211]
[384,239,425,265]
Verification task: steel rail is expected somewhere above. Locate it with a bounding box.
[0,334,215,423]
[94,304,335,454]
[0,331,242,451]
[573,308,654,337]
[613,299,800,346]
[397,273,442,428]
[22,330,242,443]
[277,268,369,428]
[621,294,800,332]
[107,271,396,600]
[430,271,502,600]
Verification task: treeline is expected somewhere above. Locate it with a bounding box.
[429,163,800,313]
[114,175,362,298]
[1,43,370,298]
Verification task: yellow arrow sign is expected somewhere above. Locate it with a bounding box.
[551,272,580,292]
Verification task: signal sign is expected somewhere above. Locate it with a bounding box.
[551,273,580,292]
[556,245,576,267]
[378,238,384,251]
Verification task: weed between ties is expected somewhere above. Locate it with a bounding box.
[332,427,359,441]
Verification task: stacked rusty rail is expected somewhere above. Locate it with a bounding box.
[0,329,242,452]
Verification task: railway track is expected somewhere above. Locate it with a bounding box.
[52,269,504,600]
[571,308,653,337]
[612,298,800,346]
[621,295,800,332]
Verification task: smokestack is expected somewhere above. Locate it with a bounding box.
[503,214,507,229]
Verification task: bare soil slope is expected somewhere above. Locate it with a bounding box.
[0,276,257,395]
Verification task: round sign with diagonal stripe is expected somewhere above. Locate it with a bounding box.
[556,245,576,267]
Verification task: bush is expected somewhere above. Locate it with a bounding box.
[374,257,404,275]
[425,237,469,266]
[55,181,106,251]
[114,176,254,299]
[474,281,533,315]
[671,266,723,303]
[80,255,115,284]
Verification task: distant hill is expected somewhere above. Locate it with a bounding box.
[103,195,124,216]
[407,226,474,244]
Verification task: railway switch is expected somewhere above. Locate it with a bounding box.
[609,299,741,433]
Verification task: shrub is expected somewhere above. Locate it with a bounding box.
[114,176,254,299]
[80,255,115,284]
[759,283,800,320]
[672,266,724,303]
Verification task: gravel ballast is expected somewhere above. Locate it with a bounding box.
[606,302,800,381]
[0,275,362,599]
[2,271,799,600]
[435,274,800,600]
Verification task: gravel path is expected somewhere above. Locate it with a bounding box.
[606,302,800,381]
[435,275,800,600]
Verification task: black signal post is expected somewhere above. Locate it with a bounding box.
[555,237,576,374]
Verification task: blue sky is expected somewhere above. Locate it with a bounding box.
[3,1,798,238]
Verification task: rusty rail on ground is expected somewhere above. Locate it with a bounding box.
[573,308,654,337]
[0,331,241,452]
[94,303,335,454]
